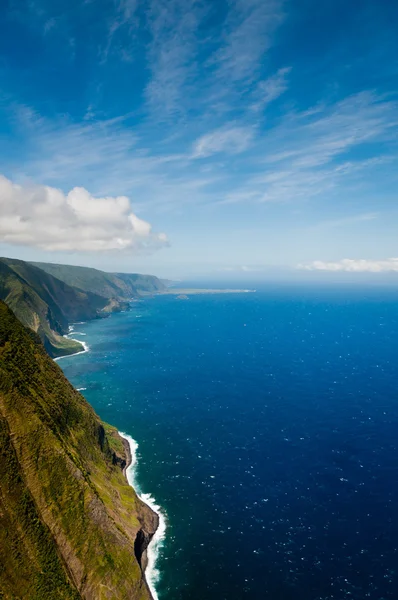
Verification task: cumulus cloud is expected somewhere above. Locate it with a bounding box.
[192,126,254,158]
[0,175,168,252]
[298,259,398,273]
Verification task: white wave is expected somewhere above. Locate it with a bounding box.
[76,387,87,391]
[54,339,89,361]
[119,432,167,600]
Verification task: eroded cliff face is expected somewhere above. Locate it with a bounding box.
[120,437,159,575]
[0,300,158,599]
[0,257,129,358]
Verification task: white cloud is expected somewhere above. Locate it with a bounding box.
[145,0,202,119]
[217,91,398,205]
[251,67,291,112]
[280,93,398,170]
[138,0,285,122]
[192,126,254,158]
[298,259,398,273]
[0,175,168,252]
[214,0,284,84]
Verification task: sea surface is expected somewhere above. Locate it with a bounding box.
[59,284,398,600]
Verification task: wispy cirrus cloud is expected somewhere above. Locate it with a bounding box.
[144,0,204,119]
[9,107,139,191]
[101,0,139,62]
[2,102,219,214]
[142,0,285,120]
[273,92,398,169]
[213,0,284,84]
[251,67,291,112]
[218,91,398,204]
[192,125,255,158]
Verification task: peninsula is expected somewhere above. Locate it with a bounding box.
[156,288,256,295]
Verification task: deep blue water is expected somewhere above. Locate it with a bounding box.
[60,285,398,600]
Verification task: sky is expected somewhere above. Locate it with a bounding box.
[0,0,398,279]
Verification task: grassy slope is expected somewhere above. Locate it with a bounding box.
[116,272,166,294]
[0,259,82,357]
[0,301,157,599]
[32,262,165,300]
[0,258,128,358]
[5,258,110,321]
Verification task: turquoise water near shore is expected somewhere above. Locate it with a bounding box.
[60,285,398,599]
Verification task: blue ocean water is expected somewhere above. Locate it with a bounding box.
[60,285,398,600]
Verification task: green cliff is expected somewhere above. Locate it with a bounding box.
[0,301,158,599]
[0,258,127,358]
[31,262,166,300]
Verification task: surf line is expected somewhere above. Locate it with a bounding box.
[119,432,167,600]
[55,324,90,361]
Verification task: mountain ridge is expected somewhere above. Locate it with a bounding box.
[0,257,127,358]
[31,261,166,300]
[0,257,165,358]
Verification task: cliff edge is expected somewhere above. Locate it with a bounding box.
[0,300,158,599]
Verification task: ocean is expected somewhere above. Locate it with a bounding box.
[59,284,398,600]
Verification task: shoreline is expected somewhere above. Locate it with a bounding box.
[54,325,90,361]
[119,432,166,600]
[55,317,166,599]
[54,338,89,361]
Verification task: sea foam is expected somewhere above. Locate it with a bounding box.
[119,432,167,600]
[54,338,89,361]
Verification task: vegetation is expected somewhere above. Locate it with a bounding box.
[0,300,157,599]
[102,422,126,458]
[32,261,166,300]
[0,258,127,358]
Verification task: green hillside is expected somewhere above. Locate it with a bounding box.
[116,271,167,294]
[32,261,166,300]
[0,300,157,599]
[0,258,126,358]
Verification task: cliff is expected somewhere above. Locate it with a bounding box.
[0,300,158,599]
[31,261,166,300]
[0,258,127,358]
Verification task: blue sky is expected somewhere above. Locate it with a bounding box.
[0,0,398,278]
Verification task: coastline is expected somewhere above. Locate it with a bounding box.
[54,317,166,599]
[119,432,166,600]
[54,325,90,361]
[54,338,89,361]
